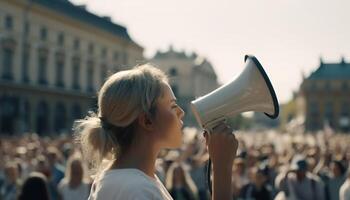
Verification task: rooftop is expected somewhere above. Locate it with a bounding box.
[308,57,350,80]
[32,0,134,43]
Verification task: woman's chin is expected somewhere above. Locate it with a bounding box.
[169,140,182,149]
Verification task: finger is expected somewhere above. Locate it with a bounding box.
[202,131,207,137]
[219,126,234,135]
[202,131,209,145]
[212,123,227,133]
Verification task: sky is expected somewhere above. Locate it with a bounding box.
[71,0,350,103]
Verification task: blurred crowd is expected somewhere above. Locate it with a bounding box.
[1,128,350,200]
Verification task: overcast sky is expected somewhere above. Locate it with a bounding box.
[71,0,350,103]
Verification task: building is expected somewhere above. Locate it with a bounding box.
[300,57,350,132]
[0,0,144,135]
[150,46,219,126]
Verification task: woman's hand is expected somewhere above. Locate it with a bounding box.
[203,123,239,200]
[203,123,238,169]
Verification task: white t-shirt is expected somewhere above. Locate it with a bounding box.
[58,179,90,200]
[88,168,173,200]
[340,179,350,200]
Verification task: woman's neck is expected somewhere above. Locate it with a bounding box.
[109,140,159,179]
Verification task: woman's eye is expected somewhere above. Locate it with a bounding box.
[172,104,178,109]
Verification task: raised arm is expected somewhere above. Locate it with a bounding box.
[204,123,238,200]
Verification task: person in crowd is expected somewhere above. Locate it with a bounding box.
[0,162,20,200]
[339,169,350,200]
[58,155,90,200]
[17,172,50,200]
[232,158,250,198]
[325,160,347,200]
[165,162,198,200]
[189,154,209,200]
[239,166,273,200]
[47,147,65,187]
[275,155,325,200]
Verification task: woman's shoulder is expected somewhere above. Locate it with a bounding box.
[100,168,157,186]
[90,168,169,200]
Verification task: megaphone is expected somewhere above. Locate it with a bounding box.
[191,55,279,131]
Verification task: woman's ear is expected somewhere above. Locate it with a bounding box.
[137,112,155,131]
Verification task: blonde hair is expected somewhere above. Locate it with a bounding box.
[165,162,198,199]
[73,64,168,174]
[63,153,89,183]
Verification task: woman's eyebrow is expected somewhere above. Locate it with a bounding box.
[170,99,177,103]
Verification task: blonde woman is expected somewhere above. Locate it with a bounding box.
[74,64,238,200]
[58,155,90,200]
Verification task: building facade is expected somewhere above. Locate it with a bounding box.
[150,46,219,126]
[300,58,350,132]
[0,0,143,135]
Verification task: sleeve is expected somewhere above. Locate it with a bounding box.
[129,183,166,200]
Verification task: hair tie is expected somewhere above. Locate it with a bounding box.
[99,116,115,130]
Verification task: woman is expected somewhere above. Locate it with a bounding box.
[325,160,346,200]
[74,64,238,200]
[165,162,198,200]
[58,155,90,200]
[17,172,50,200]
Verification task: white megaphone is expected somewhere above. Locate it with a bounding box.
[191,55,279,131]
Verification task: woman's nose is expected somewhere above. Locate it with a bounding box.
[178,107,185,119]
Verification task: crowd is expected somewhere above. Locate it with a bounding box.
[1,128,350,200]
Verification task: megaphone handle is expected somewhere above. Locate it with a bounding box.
[207,158,213,195]
[204,117,227,133]
[204,118,227,196]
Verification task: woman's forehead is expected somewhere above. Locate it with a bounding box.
[160,83,176,102]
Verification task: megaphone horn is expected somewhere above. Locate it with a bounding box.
[191,55,279,131]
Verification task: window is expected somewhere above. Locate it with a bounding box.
[87,61,94,92]
[72,103,82,120]
[123,52,128,65]
[55,59,64,87]
[310,82,317,90]
[100,64,107,84]
[101,47,107,58]
[113,51,119,61]
[310,101,318,112]
[73,38,80,50]
[24,21,30,34]
[5,15,13,30]
[36,101,49,135]
[40,26,47,41]
[341,102,349,116]
[2,48,14,80]
[341,82,348,91]
[88,43,94,55]
[21,49,30,82]
[169,67,177,76]
[38,55,47,84]
[325,101,334,127]
[54,102,66,133]
[72,57,80,90]
[23,100,30,132]
[57,32,64,46]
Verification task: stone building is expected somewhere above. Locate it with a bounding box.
[0,0,143,135]
[300,57,350,132]
[150,46,219,126]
